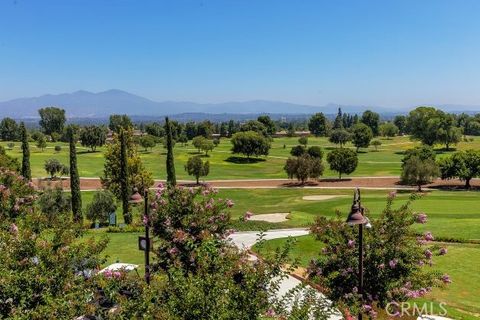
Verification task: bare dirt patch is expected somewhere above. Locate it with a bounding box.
[248,213,289,223]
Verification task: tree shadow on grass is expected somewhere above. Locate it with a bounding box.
[78,150,100,155]
[187,151,203,155]
[224,156,266,164]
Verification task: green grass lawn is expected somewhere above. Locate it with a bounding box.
[3,135,480,180]
[253,235,480,319]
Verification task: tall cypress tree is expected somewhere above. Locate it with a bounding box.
[165,117,176,186]
[119,129,132,224]
[68,126,82,223]
[20,122,31,181]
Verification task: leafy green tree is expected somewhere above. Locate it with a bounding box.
[290,145,306,157]
[139,135,157,151]
[0,146,20,172]
[308,113,328,136]
[101,128,153,223]
[371,139,382,151]
[145,122,165,137]
[80,125,107,152]
[307,146,323,159]
[329,128,351,147]
[406,106,442,145]
[231,131,271,159]
[438,149,480,188]
[284,154,324,184]
[38,107,66,137]
[394,115,408,134]
[44,158,68,179]
[20,122,31,180]
[37,186,71,218]
[298,136,308,146]
[109,114,133,133]
[165,117,176,186]
[327,148,358,179]
[401,156,439,191]
[86,190,117,224]
[240,120,267,136]
[333,108,343,129]
[192,135,206,153]
[437,113,461,150]
[379,122,399,138]
[0,117,18,141]
[351,123,373,152]
[403,145,436,164]
[185,156,210,184]
[178,133,188,146]
[36,134,47,151]
[67,126,82,222]
[257,115,276,136]
[54,145,62,152]
[361,110,380,136]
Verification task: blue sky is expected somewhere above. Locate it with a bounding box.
[1,0,480,108]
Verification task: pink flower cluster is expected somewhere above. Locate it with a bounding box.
[363,305,377,319]
[439,247,447,255]
[104,270,122,279]
[415,212,428,224]
[347,239,355,248]
[244,211,253,220]
[441,274,452,284]
[389,259,398,269]
[9,223,18,235]
[424,231,434,241]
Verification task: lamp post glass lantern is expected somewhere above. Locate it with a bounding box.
[346,188,368,320]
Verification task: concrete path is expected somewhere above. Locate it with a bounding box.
[229,229,343,320]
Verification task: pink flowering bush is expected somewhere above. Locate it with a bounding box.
[0,168,36,220]
[308,192,449,318]
[150,185,233,272]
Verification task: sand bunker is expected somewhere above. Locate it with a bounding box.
[302,195,344,201]
[249,213,289,223]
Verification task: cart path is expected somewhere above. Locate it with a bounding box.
[34,176,480,191]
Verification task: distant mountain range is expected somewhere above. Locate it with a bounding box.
[0,89,479,118]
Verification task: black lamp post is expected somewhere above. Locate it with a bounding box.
[129,187,151,284]
[346,188,368,320]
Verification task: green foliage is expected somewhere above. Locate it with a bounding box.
[298,136,308,146]
[54,145,62,152]
[38,107,66,137]
[290,145,306,157]
[0,146,20,172]
[80,125,107,152]
[192,136,215,155]
[109,114,133,133]
[68,126,82,222]
[379,122,399,138]
[329,128,351,147]
[165,117,177,186]
[37,186,71,218]
[20,122,31,180]
[307,146,323,159]
[308,113,328,136]
[0,168,36,220]
[393,115,408,135]
[438,149,480,188]
[371,139,382,151]
[327,148,358,179]
[0,117,19,141]
[401,156,439,191]
[231,131,271,158]
[284,154,324,184]
[185,156,210,184]
[139,134,156,151]
[361,110,380,136]
[403,145,436,163]
[145,122,165,137]
[178,133,188,146]
[36,134,47,151]
[351,123,373,152]
[101,128,153,224]
[86,190,117,224]
[308,193,448,315]
[44,158,68,179]
[257,115,277,136]
[240,120,268,136]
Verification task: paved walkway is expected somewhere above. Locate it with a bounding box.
[229,229,343,320]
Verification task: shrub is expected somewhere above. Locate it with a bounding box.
[327,148,358,179]
[37,186,71,219]
[284,154,324,184]
[290,145,306,157]
[185,156,210,184]
[308,192,450,316]
[44,158,68,179]
[54,145,62,152]
[230,131,271,158]
[86,190,118,224]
